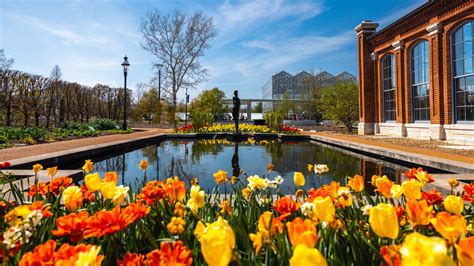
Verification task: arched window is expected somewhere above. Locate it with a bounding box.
[382,54,396,121]
[410,41,430,121]
[453,21,474,121]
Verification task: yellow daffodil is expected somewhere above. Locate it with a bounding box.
[139,159,148,171]
[111,185,129,206]
[213,170,228,185]
[247,175,268,190]
[82,159,94,173]
[167,216,186,235]
[47,166,58,177]
[187,185,205,212]
[32,164,43,173]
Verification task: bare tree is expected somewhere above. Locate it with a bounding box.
[140,10,217,127]
[0,49,14,70]
[45,65,62,128]
[0,49,15,126]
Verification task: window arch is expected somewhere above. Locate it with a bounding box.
[410,41,430,121]
[382,54,396,121]
[453,21,474,121]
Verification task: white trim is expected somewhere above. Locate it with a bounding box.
[426,22,443,36]
[392,40,404,50]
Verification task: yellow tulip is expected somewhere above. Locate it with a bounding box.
[290,244,327,266]
[62,186,83,212]
[84,173,101,192]
[74,246,102,266]
[400,232,453,266]
[100,181,115,200]
[401,179,422,200]
[294,172,305,187]
[369,203,399,239]
[444,195,464,215]
[313,196,335,223]
[200,217,235,266]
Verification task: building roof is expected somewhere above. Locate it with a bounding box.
[368,0,434,39]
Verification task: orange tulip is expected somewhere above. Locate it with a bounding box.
[143,241,192,266]
[406,199,433,226]
[51,212,89,242]
[104,172,118,183]
[258,211,283,235]
[274,196,301,219]
[456,236,474,266]
[286,217,317,248]
[430,211,466,241]
[348,175,364,192]
[164,177,186,203]
[117,253,144,266]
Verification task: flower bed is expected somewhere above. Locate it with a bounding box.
[0,161,473,265]
[175,124,300,135]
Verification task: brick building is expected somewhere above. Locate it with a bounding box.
[356,0,474,143]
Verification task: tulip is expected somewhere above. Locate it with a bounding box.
[313,196,335,223]
[406,199,433,226]
[100,181,116,200]
[293,172,305,187]
[430,211,466,241]
[444,195,464,215]
[400,233,453,266]
[456,236,474,266]
[200,217,235,266]
[84,173,101,192]
[369,203,399,239]
[401,179,422,200]
[286,217,317,248]
[290,244,327,266]
[348,175,364,192]
[62,186,83,212]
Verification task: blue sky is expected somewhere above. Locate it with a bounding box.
[0,0,425,100]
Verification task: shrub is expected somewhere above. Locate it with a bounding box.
[22,136,36,145]
[91,119,118,130]
[264,111,283,132]
[0,135,8,145]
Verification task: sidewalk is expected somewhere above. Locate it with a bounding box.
[303,131,474,165]
[0,128,172,161]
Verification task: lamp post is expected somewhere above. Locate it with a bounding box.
[185,87,189,125]
[155,63,163,100]
[121,55,130,130]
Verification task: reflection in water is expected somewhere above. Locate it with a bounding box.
[74,138,442,194]
[231,142,240,179]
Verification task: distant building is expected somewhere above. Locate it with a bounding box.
[356,0,473,143]
[262,70,356,100]
[261,70,356,111]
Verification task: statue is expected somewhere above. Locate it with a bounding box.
[232,90,241,133]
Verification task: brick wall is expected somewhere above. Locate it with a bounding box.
[356,0,474,132]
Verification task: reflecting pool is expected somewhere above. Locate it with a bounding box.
[62,138,446,194]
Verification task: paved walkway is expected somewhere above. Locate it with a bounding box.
[303,131,474,165]
[0,128,172,161]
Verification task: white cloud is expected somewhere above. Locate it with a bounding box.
[213,0,324,46]
[235,30,354,77]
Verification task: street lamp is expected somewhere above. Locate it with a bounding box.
[155,63,163,100]
[121,55,130,130]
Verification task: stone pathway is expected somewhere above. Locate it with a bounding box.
[0,128,172,161]
[303,131,474,165]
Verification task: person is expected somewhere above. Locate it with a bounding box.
[232,90,241,133]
